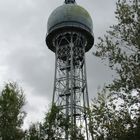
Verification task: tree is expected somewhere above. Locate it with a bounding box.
[90,89,140,139]
[91,0,140,139]
[94,0,140,93]
[41,104,68,139]
[26,123,42,140]
[41,104,85,140]
[0,82,26,140]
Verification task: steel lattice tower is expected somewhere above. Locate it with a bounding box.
[46,0,94,139]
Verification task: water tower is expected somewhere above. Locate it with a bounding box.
[46,0,94,139]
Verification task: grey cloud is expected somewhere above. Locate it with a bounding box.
[0,0,117,126]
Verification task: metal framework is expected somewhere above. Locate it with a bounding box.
[52,31,92,140]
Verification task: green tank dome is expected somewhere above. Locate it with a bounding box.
[47,4,93,34]
[46,3,94,52]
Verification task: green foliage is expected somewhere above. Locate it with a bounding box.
[94,0,140,93]
[90,89,140,139]
[0,82,26,140]
[26,123,43,140]
[41,104,68,139]
[35,104,85,139]
[91,0,140,139]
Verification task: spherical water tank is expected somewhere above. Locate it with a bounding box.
[46,3,94,52]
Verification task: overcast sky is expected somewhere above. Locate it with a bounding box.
[0,0,116,129]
